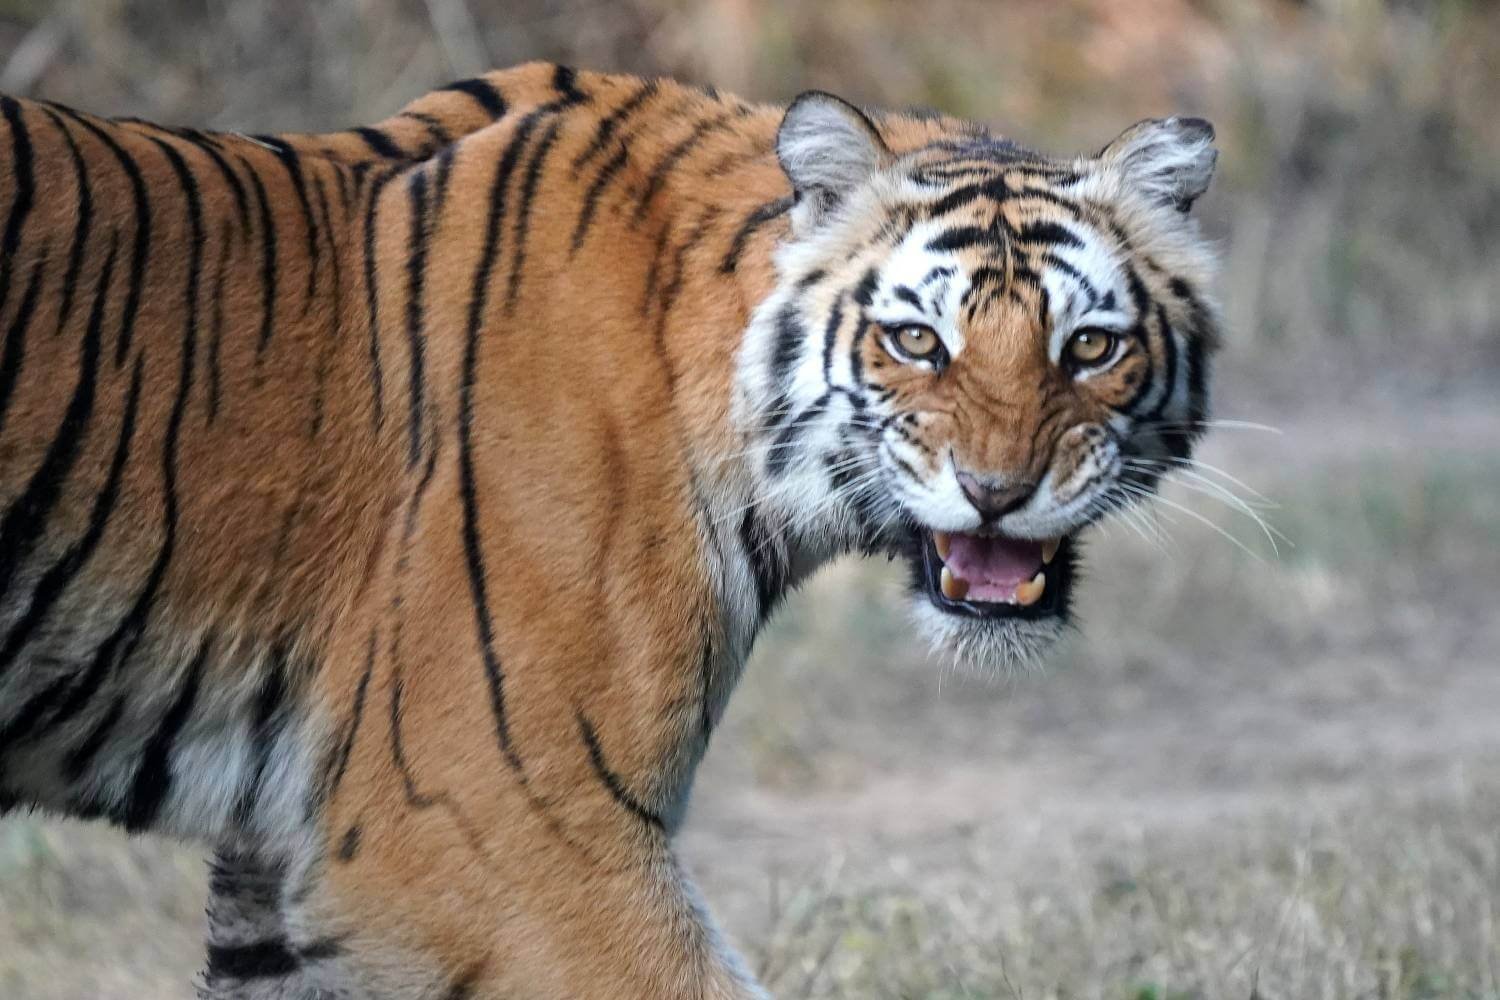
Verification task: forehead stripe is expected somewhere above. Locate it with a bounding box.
[925,225,1002,254]
[1015,220,1084,250]
[1040,253,1100,307]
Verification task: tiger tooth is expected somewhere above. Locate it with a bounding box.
[1015,571,1046,607]
[933,531,952,561]
[1042,539,1060,564]
[940,566,969,600]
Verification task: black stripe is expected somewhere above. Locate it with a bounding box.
[0,239,113,612]
[332,159,352,210]
[206,222,232,421]
[388,662,438,808]
[432,142,458,215]
[766,393,829,477]
[740,509,788,625]
[63,693,125,784]
[572,79,656,172]
[960,265,1008,318]
[848,316,876,388]
[41,109,93,332]
[401,110,452,151]
[1016,219,1084,250]
[0,674,71,751]
[924,174,1008,218]
[926,224,1001,254]
[442,965,485,1000]
[361,168,399,429]
[1185,335,1209,425]
[233,647,289,824]
[719,197,792,274]
[1041,252,1099,308]
[820,294,846,384]
[268,142,321,308]
[306,175,339,438]
[892,285,922,309]
[0,259,45,437]
[52,107,150,370]
[403,169,431,468]
[576,712,663,830]
[1144,303,1179,421]
[324,635,375,802]
[440,77,507,118]
[121,634,210,831]
[506,117,562,308]
[355,126,404,159]
[189,131,252,235]
[551,64,585,104]
[649,207,721,387]
[631,109,741,222]
[0,354,142,681]
[639,224,670,316]
[337,824,361,862]
[243,156,280,357]
[206,938,300,981]
[570,141,629,254]
[767,305,804,399]
[459,117,537,774]
[0,97,36,321]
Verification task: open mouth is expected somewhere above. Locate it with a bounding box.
[916,529,1075,620]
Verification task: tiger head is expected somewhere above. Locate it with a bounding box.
[735,93,1221,670]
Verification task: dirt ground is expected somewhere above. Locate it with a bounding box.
[3,348,1498,998]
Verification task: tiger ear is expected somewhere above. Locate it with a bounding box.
[1099,117,1218,213]
[777,91,891,232]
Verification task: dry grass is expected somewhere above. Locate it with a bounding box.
[0,2,1498,998]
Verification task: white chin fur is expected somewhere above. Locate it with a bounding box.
[909,596,1065,678]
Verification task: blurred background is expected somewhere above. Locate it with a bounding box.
[0,1,1497,997]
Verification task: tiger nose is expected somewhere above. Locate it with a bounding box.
[955,470,1035,521]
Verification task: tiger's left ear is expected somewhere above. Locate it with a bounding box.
[777,91,891,233]
[1099,117,1218,213]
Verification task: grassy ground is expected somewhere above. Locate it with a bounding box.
[1,2,1498,998]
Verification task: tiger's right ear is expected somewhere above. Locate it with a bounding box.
[777,91,891,233]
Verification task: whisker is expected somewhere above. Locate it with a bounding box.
[1116,481,1271,563]
[1151,418,1284,435]
[1122,460,1289,553]
[1124,454,1276,506]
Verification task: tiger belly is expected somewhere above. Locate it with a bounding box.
[0,604,324,849]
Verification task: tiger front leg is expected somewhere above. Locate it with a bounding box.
[202,804,770,999]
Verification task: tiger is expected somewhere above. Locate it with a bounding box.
[0,62,1219,998]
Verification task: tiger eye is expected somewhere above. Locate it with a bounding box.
[1066,328,1116,366]
[894,325,941,360]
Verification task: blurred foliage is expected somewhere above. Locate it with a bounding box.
[0,0,1495,351]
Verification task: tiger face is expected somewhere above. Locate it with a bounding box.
[736,94,1221,669]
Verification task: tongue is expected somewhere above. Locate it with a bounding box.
[945,533,1043,601]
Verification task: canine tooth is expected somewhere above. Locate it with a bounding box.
[940,566,969,600]
[934,531,952,561]
[1015,571,1046,607]
[1042,539,1060,563]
